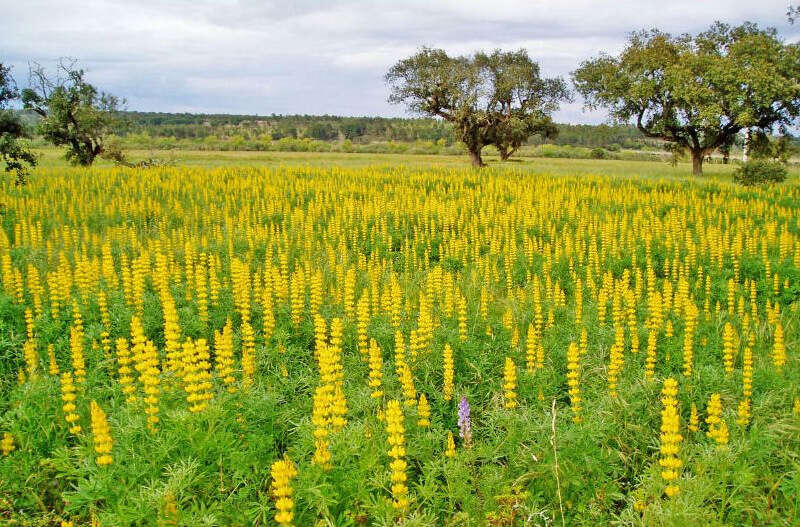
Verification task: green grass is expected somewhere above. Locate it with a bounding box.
[30,147,800,183]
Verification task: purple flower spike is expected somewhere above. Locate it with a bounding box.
[458,396,472,447]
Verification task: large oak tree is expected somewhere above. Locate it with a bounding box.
[22,59,123,166]
[573,22,800,176]
[386,48,569,166]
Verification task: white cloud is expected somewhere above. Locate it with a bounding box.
[1,0,797,122]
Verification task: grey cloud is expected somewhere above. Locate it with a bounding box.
[2,0,798,121]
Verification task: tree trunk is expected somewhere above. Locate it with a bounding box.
[742,129,751,162]
[468,146,484,167]
[691,149,704,176]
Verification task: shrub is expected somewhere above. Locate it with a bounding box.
[733,160,788,186]
[590,147,607,159]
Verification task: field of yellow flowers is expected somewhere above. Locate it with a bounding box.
[0,164,798,526]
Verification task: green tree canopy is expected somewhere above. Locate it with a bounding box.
[0,63,36,184]
[386,48,569,166]
[22,59,123,166]
[573,22,800,175]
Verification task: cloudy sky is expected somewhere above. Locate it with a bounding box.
[2,0,799,123]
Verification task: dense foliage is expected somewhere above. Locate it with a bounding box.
[21,60,123,166]
[574,22,800,176]
[733,160,789,186]
[0,161,798,526]
[0,63,37,183]
[386,48,570,165]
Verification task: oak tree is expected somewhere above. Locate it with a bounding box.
[386,48,569,166]
[22,59,123,166]
[573,22,800,175]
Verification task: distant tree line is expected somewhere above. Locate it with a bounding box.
[106,112,657,150]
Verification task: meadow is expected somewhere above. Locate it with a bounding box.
[0,152,799,526]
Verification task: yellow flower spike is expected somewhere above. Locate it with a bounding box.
[442,343,454,401]
[705,393,728,448]
[721,323,737,375]
[60,372,81,434]
[566,342,582,423]
[445,431,456,458]
[658,378,682,496]
[47,344,59,376]
[742,346,753,399]
[773,322,786,370]
[139,340,161,432]
[115,338,137,404]
[240,321,256,388]
[608,326,625,398]
[263,279,276,343]
[69,302,86,384]
[357,295,370,359]
[385,400,410,512]
[214,320,237,392]
[644,330,657,380]
[525,324,538,373]
[399,363,417,407]
[456,294,468,342]
[682,301,698,377]
[89,400,113,466]
[417,393,431,427]
[502,356,518,409]
[367,338,384,399]
[736,398,751,427]
[23,339,39,380]
[311,385,333,470]
[270,454,298,526]
[290,269,306,327]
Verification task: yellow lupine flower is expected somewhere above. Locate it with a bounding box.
[367,338,383,399]
[442,343,454,401]
[705,393,728,449]
[214,320,236,392]
[417,393,431,427]
[385,400,409,512]
[566,342,582,423]
[1,432,14,456]
[311,385,333,470]
[270,454,298,526]
[445,431,456,458]
[60,372,81,434]
[503,356,518,409]
[722,322,737,375]
[89,400,113,466]
[658,378,682,497]
[773,322,786,370]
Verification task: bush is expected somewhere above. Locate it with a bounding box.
[590,147,607,159]
[733,160,788,186]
